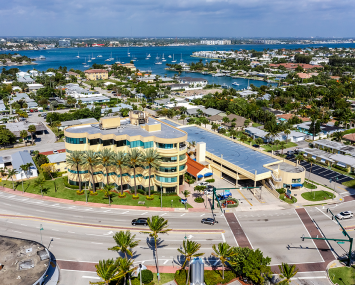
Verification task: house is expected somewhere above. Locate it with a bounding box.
[117,63,136,71]
[101,103,133,115]
[297,122,345,139]
[0,100,6,111]
[313,139,355,157]
[169,83,190,91]
[238,90,258,98]
[45,72,55,77]
[29,70,39,77]
[343,133,355,144]
[0,151,38,181]
[276,113,310,123]
[223,114,247,130]
[208,115,223,124]
[177,77,208,89]
[245,127,308,143]
[186,154,212,180]
[5,121,47,141]
[84,69,109,80]
[67,71,80,79]
[27,84,44,91]
[47,153,67,172]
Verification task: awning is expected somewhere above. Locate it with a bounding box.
[197,174,204,179]
[204,172,213,177]
[292,183,303,187]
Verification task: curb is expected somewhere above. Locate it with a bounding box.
[0,187,210,213]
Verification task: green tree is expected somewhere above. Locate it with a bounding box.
[7,169,18,190]
[0,128,16,147]
[200,117,209,128]
[279,141,287,154]
[108,230,139,258]
[34,175,46,197]
[98,148,114,186]
[278,263,298,284]
[142,149,161,197]
[284,129,291,143]
[177,240,204,285]
[67,151,84,191]
[83,150,99,192]
[90,259,124,285]
[116,257,136,285]
[180,114,187,125]
[211,123,219,132]
[20,130,28,145]
[19,162,33,192]
[222,117,230,124]
[295,153,305,166]
[230,129,237,139]
[255,138,264,145]
[212,242,237,280]
[331,131,344,142]
[309,119,321,141]
[141,216,172,280]
[112,151,127,195]
[127,149,143,196]
[27,124,36,145]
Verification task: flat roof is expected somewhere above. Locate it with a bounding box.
[182,126,279,174]
[269,162,304,173]
[66,118,186,140]
[158,119,181,127]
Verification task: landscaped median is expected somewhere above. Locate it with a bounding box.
[301,190,335,202]
[328,266,355,285]
[1,177,192,209]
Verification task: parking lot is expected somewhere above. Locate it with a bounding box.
[288,157,353,183]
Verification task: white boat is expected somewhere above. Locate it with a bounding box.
[38,55,46,60]
[162,54,166,62]
[132,55,137,61]
[147,54,151,58]
[155,56,162,65]
[76,52,80,58]
[232,82,240,86]
[82,57,86,64]
[171,54,176,63]
[97,55,102,58]
[108,52,114,61]
[115,58,121,64]
[168,55,172,58]
[105,59,111,61]
[84,64,89,67]
[127,48,130,57]
[88,57,92,62]
[91,53,95,60]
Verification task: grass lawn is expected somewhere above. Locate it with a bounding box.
[343,179,355,188]
[279,193,297,204]
[175,269,236,285]
[301,190,335,201]
[262,142,298,152]
[303,182,317,189]
[1,178,192,208]
[252,123,263,127]
[152,273,175,284]
[329,266,355,285]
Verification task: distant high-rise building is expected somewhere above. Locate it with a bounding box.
[200,40,231,45]
[58,39,71,47]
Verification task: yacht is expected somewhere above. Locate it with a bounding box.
[88,56,92,62]
[232,82,240,86]
[84,57,89,67]
[82,57,86,64]
[108,52,114,61]
[97,55,102,58]
[132,55,137,62]
[168,55,172,58]
[171,54,176,63]
[180,53,184,64]
[147,54,151,58]
[91,53,95,60]
[156,54,160,60]
[38,55,46,60]
[115,58,121,64]
[222,84,228,89]
[127,48,130,57]
[76,52,80,58]
[162,54,166,62]
[155,56,162,65]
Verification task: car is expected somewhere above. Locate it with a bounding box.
[204,189,213,195]
[131,218,148,226]
[336,211,353,220]
[111,91,117,94]
[30,150,35,156]
[287,151,294,155]
[286,154,294,159]
[53,150,58,154]
[252,144,260,148]
[201,218,218,225]
[198,182,209,187]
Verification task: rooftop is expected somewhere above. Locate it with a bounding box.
[0,235,50,285]
[269,162,304,173]
[47,153,67,163]
[181,126,279,174]
[66,117,186,140]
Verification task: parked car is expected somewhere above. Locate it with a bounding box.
[111,91,117,94]
[286,154,294,159]
[30,150,35,156]
[53,150,58,154]
[335,211,353,220]
[204,189,214,195]
[131,218,148,226]
[252,144,260,148]
[198,182,209,187]
[217,192,232,200]
[201,218,218,225]
[287,150,294,155]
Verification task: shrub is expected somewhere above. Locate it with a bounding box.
[146,196,154,200]
[175,270,188,285]
[276,188,286,194]
[90,191,98,196]
[194,197,204,203]
[132,194,139,199]
[63,177,79,189]
[205,178,215,183]
[118,192,126,198]
[141,269,153,284]
[76,190,84,195]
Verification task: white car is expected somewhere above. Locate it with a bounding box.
[336,211,353,220]
[204,189,214,195]
[53,150,58,154]
[198,182,209,187]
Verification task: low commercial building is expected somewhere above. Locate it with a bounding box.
[59,118,98,130]
[84,69,109,80]
[4,121,47,140]
[313,139,355,156]
[297,122,345,139]
[64,111,188,193]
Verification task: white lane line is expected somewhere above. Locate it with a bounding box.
[21,224,27,227]
[74,216,82,218]
[3,203,11,206]
[163,260,169,264]
[12,230,22,233]
[180,213,186,217]
[141,212,148,215]
[121,211,129,214]
[91,242,103,245]
[52,229,59,231]
[290,277,327,280]
[36,210,45,212]
[7,221,13,223]
[68,231,75,234]
[200,214,205,217]
[101,210,111,213]
[315,207,337,224]
[221,233,226,243]
[50,237,61,239]
[160,213,167,216]
[82,276,100,279]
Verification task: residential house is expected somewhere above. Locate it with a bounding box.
[84,69,109,80]
[5,121,47,141]
[0,151,38,181]
[276,113,310,123]
[245,127,308,143]
[207,115,223,124]
[297,122,344,139]
[223,114,247,130]
[47,153,67,172]
[177,77,208,89]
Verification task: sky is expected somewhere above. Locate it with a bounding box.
[1,0,355,37]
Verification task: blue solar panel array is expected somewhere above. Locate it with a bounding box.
[183,126,279,174]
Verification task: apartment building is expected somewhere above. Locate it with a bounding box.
[84,69,109,80]
[64,111,188,193]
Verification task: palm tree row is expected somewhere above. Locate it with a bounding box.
[67,148,161,196]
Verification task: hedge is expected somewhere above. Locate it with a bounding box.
[141,270,153,284]
[63,177,79,189]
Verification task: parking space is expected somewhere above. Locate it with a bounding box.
[288,158,353,183]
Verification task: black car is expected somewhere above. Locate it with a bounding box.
[286,154,294,159]
[252,144,260,148]
[131,218,148,226]
[30,150,35,156]
[201,218,218,225]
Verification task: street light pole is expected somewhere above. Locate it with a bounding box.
[139,264,142,285]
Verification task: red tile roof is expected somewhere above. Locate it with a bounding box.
[39,149,66,156]
[343,133,355,142]
[186,155,206,178]
[269,63,323,70]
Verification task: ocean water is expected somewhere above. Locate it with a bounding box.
[2,43,355,90]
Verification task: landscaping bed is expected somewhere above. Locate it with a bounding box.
[301,190,335,201]
[303,182,317,189]
[175,269,237,285]
[328,266,355,285]
[279,193,297,204]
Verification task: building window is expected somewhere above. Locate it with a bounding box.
[130,140,144,148]
[161,156,177,162]
[159,166,177,173]
[116,140,127,147]
[179,164,186,171]
[155,175,177,183]
[144,141,154,149]
[66,137,86,144]
[292,178,301,183]
[157,143,175,149]
[103,139,114,146]
[179,154,186,160]
[89,138,101,145]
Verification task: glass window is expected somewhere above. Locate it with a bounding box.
[159,166,177,173]
[103,139,114,146]
[179,164,186,171]
[144,141,154,149]
[116,140,127,147]
[161,156,177,162]
[66,137,86,144]
[89,138,101,145]
[155,175,177,183]
[292,178,301,183]
[130,140,144,148]
[157,143,174,149]
[179,154,186,160]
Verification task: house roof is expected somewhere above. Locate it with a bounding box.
[208,115,223,121]
[186,155,206,178]
[343,133,355,142]
[47,153,67,164]
[11,151,37,173]
[39,149,66,156]
[84,69,108,74]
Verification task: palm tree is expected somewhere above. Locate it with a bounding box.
[127,149,143,196]
[211,242,237,280]
[34,175,45,197]
[331,131,344,142]
[116,257,136,285]
[306,157,316,180]
[295,153,305,167]
[108,230,139,259]
[112,151,127,195]
[142,149,161,197]
[180,114,187,125]
[0,167,7,189]
[20,163,32,192]
[279,141,287,154]
[230,129,237,139]
[27,125,36,145]
[284,129,291,143]
[177,240,204,285]
[278,263,298,284]
[20,130,28,146]
[211,123,219,132]
[83,150,99,192]
[98,148,114,186]
[90,259,124,285]
[67,151,84,191]
[7,169,18,190]
[140,216,172,280]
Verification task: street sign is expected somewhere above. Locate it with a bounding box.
[40,224,43,231]
[337,242,345,245]
[286,189,291,199]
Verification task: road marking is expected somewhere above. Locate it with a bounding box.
[163,260,169,264]
[101,210,111,213]
[141,212,148,215]
[200,214,205,217]
[3,203,11,206]
[36,210,45,212]
[82,276,100,279]
[180,213,186,216]
[91,242,103,245]
[52,229,59,231]
[21,224,27,227]
[221,233,226,242]
[121,211,129,214]
[237,188,253,206]
[160,213,167,216]
[74,216,82,218]
[315,207,337,224]
[68,231,75,234]
[11,230,22,233]
[290,277,327,280]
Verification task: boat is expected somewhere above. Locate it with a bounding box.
[232,82,240,86]
[156,54,159,59]
[76,52,80,58]
[127,48,130,57]
[155,56,162,65]
[91,53,95,60]
[168,55,172,58]
[115,58,121,64]
[147,54,151,58]
[132,55,137,62]
[82,57,86,64]
[105,59,111,61]
[171,54,176,63]
[97,55,102,58]
[108,52,114,61]
[222,84,228,89]
[38,55,46,60]
[84,57,89,67]
[88,56,92,62]
[162,54,166,62]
